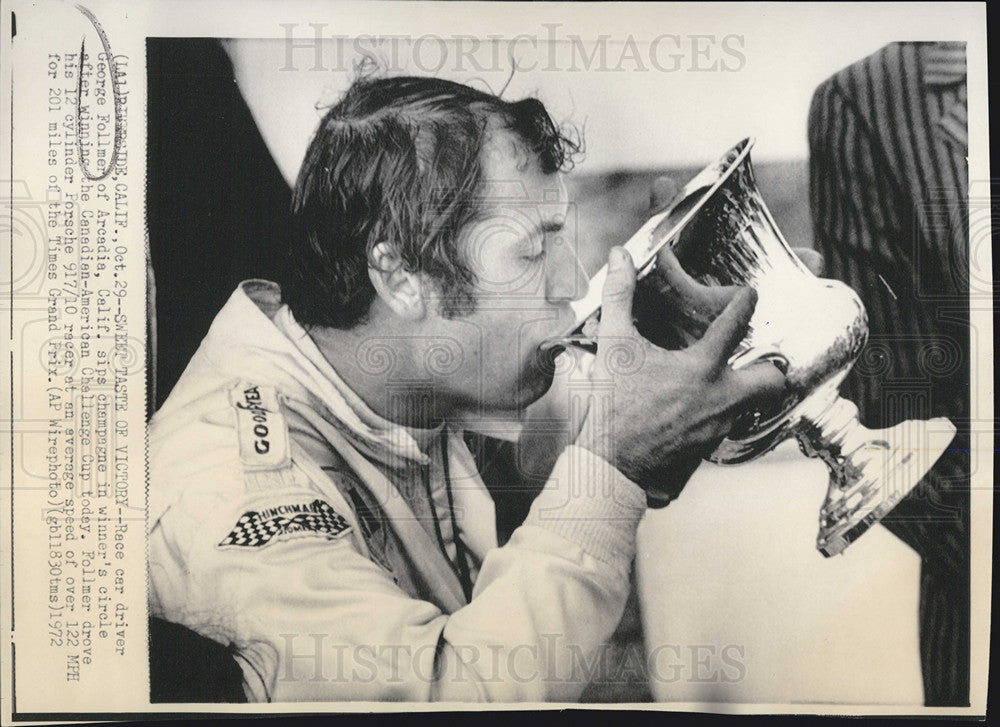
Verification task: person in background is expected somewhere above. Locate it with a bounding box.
[808,41,970,706]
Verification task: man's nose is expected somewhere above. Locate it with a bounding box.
[544,234,589,304]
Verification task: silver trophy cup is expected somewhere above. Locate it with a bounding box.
[563,138,957,556]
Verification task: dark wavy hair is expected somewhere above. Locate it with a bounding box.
[282,75,581,328]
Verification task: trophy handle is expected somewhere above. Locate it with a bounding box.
[794,392,957,557]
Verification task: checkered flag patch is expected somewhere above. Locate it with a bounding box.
[219,498,351,548]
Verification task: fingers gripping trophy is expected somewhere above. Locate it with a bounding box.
[555,138,957,557]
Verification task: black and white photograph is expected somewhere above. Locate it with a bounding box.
[1,1,991,718]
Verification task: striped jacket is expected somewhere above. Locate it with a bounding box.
[808,41,970,706]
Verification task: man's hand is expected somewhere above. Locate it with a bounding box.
[575,247,786,503]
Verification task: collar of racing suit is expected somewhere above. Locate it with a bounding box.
[177,279,499,562]
[198,280,444,468]
[218,280,527,462]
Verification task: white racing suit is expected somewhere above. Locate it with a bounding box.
[148,280,648,702]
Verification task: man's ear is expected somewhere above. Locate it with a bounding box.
[368,242,426,320]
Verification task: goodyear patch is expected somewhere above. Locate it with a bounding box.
[218,498,352,549]
[229,382,290,472]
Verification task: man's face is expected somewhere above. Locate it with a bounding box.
[421,131,588,417]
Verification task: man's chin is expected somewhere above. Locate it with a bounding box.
[516,350,561,407]
[451,347,560,423]
[517,371,556,409]
[472,370,555,418]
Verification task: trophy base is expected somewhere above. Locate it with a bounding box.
[794,395,957,557]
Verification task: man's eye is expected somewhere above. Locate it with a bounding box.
[523,249,546,263]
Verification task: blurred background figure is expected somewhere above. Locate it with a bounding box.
[808,41,970,706]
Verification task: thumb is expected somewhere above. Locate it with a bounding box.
[792,247,825,277]
[598,247,638,338]
[650,176,682,214]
